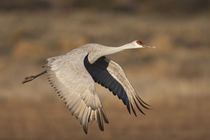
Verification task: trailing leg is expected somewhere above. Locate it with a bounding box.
[22,70,47,84]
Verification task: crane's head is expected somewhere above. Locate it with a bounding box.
[133,40,156,48]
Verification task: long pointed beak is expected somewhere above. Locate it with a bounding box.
[142,44,156,48]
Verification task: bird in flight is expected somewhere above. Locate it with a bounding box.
[22,40,155,134]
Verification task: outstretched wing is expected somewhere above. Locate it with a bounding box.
[84,55,149,116]
[46,53,108,134]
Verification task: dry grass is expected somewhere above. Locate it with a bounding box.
[1,97,210,140]
[0,11,210,140]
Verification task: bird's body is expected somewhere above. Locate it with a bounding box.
[23,40,154,134]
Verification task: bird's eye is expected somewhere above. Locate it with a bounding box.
[136,40,143,45]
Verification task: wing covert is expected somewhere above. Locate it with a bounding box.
[84,55,149,116]
[46,53,108,134]
[84,55,130,113]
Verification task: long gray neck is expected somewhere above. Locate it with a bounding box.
[88,43,136,64]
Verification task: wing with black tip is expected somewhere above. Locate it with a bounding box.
[84,55,149,116]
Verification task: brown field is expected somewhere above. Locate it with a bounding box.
[0,11,210,140]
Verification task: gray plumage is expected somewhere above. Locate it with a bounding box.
[23,40,154,134]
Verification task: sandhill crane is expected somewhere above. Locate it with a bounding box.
[22,40,155,134]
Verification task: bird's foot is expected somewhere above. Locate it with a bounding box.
[22,76,35,84]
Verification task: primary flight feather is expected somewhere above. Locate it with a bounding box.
[23,40,154,134]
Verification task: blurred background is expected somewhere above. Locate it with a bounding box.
[0,0,210,140]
